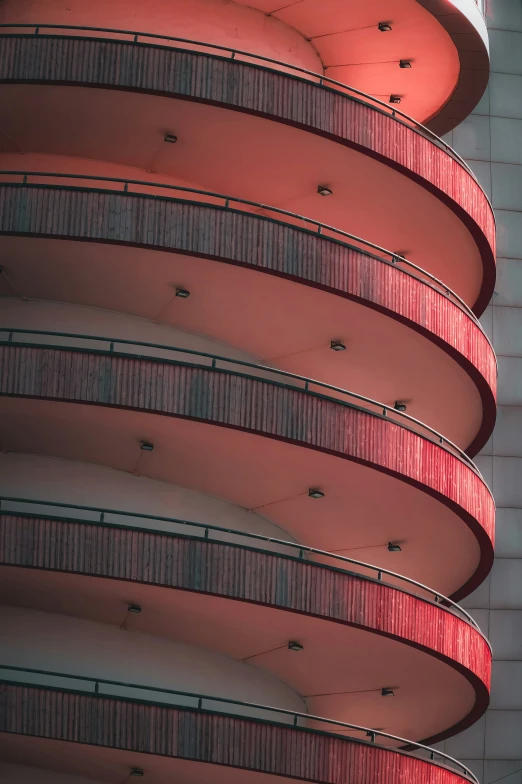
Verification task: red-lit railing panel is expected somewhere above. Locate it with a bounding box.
[0,346,495,589]
[0,34,495,311]
[0,684,478,784]
[0,513,491,703]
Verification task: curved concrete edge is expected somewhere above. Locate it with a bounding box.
[0,183,498,455]
[0,511,492,729]
[419,0,490,134]
[0,345,496,600]
[0,35,496,313]
[0,683,479,782]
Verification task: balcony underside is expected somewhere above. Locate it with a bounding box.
[0,507,491,742]
[233,0,490,132]
[0,180,496,452]
[0,345,494,598]
[0,35,495,312]
[0,0,490,133]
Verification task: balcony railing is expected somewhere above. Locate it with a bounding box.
[0,171,495,340]
[0,496,489,645]
[0,663,478,782]
[0,328,487,480]
[0,23,487,192]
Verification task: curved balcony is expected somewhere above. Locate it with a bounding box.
[0,496,492,743]
[0,330,494,599]
[0,0,490,131]
[0,667,480,784]
[0,27,495,312]
[0,173,497,453]
[232,0,490,133]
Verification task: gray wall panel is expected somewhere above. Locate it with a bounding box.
[440,5,522,771]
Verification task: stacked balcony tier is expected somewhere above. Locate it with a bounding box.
[0,6,495,784]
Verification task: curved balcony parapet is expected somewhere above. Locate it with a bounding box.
[0,176,497,453]
[0,329,487,474]
[0,666,479,783]
[0,24,485,170]
[0,495,489,637]
[0,500,493,744]
[0,332,495,599]
[0,172,493,326]
[0,29,495,312]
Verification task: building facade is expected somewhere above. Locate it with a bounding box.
[0,1,505,783]
[435,1,522,781]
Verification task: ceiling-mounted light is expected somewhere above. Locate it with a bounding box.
[288,641,304,651]
[175,288,190,298]
[378,22,392,32]
[399,60,412,69]
[130,770,144,778]
[381,688,395,697]
[330,340,346,352]
[140,441,154,452]
[308,488,325,499]
[388,542,402,552]
[317,185,333,196]
[389,95,401,104]
[164,133,178,144]
[394,401,407,412]
[128,604,142,614]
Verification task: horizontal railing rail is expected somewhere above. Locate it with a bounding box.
[0,663,478,782]
[0,495,489,646]
[0,171,494,343]
[0,24,489,193]
[0,327,486,480]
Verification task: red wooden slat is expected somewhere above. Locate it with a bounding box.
[0,512,492,693]
[0,684,477,784]
[0,185,497,409]
[0,346,495,551]
[0,35,495,261]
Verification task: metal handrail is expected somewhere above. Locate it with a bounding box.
[0,495,490,647]
[0,663,478,782]
[0,171,495,346]
[0,327,486,480]
[0,24,489,192]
